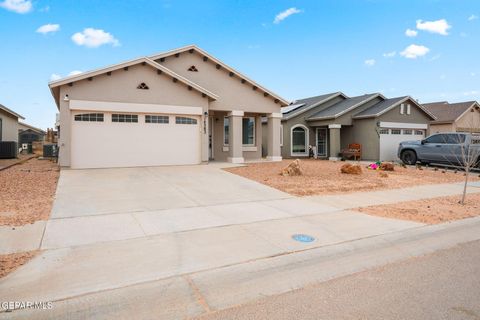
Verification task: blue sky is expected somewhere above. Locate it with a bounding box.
[0,0,479,129]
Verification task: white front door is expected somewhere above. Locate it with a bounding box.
[71,112,201,169]
[379,128,425,161]
[316,128,327,157]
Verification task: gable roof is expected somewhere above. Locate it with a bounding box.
[48,57,219,108]
[353,96,436,120]
[0,103,24,120]
[422,101,478,124]
[306,93,380,121]
[282,92,346,120]
[149,45,289,106]
[18,122,46,134]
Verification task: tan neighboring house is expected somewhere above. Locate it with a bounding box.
[0,103,24,143]
[48,45,288,169]
[423,101,480,134]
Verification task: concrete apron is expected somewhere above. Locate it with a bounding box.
[2,216,480,320]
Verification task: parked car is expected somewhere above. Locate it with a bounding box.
[398,132,480,166]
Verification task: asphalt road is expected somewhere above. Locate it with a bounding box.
[194,240,480,320]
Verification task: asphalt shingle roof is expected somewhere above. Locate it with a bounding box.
[282,92,341,116]
[0,103,24,119]
[422,101,475,123]
[353,96,407,118]
[307,93,378,120]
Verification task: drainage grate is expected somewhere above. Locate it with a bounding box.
[292,234,315,243]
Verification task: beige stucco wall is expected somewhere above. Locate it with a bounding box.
[0,109,19,142]
[58,63,208,167]
[157,52,281,114]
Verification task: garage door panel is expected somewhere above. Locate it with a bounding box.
[379,129,425,161]
[71,113,201,169]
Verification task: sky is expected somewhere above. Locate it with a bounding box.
[0,0,479,129]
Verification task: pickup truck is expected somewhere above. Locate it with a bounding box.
[398,132,480,166]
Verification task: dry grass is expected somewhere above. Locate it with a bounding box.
[0,250,38,278]
[357,193,480,224]
[0,158,59,226]
[225,159,479,196]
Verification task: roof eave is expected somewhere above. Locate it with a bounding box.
[284,92,345,120]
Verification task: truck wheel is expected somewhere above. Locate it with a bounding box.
[401,150,417,165]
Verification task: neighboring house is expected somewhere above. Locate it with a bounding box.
[422,101,480,134]
[18,122,46,145]
[49,45,288,169]
[266,92,436,161]
[0,103,24,143]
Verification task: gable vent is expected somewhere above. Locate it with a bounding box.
[137,83,149,90]
[188,65,198,72]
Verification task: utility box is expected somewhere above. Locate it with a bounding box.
[0,141,18,159]
[43,144,58,158]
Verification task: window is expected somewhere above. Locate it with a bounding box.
[379,128,389,134]
[415,130,424,135]
[445,134,466,144]
[291,125,308,155]
[424,134,448,144]
[145,115,169,124]
[112,114,138,123]
[403,129,412,135]
[400,104,405,115]
[74,113,104,122]
[224,117,229,145]
[137,83,149,90]
[280,125,284,146]
[242,117,255,145]
[176,116,197,125]
[406,104,411,115]
[391,129,401,135]
[0,118,2,141]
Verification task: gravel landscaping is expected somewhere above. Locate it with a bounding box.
[0,158,59,226]
[225,159,479,196]
[357,193,480,224]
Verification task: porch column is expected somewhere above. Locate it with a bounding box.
[227,110,244,163]
[267,113,282,161]
[328,124,341,161]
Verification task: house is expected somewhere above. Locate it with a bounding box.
[48,45,288,169]
[422,101,480,134]
[0,103,24,143]
[18,122,46,145]
[270,92,436,161]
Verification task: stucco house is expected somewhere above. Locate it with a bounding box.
[18,122,46,145]
[422,101,480,134]
[0,103,24,143]
[49,45,288,169]
[270,92,436,161]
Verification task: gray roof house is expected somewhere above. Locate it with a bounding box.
[423,101,480,134]
[265,92,436,161]
[0,103,24,143]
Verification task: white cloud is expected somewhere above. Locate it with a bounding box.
[364,59,376,67]
[71,28,120,48]
[36,24,60,35]
[468,14,478,21]
[405,29,418,37]
[383,51,396,58]
[0,0,32,13]
[50,74,61,81]
[416,19,451,35]
[273,7,302,24]
[68,70,83,76]
[400,44,430,59]
[463,90,479,96]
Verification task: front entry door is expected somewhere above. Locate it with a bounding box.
[316,128,327,157]
[208,117,214,160]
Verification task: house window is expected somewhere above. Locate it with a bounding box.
[291,125,308,155]
[0,118,2,141]
[74,113,104,122]
[145,115,169,124]
[415,130,424,135]
[242,117,255,145]
[406,104,411,115]
[379,128,389,134]
[280,125,284,146]
[391,129,401,135]
[403,129,412,135]
[112,114,138,123]
[224,117,229,145]
[176,116,197,125]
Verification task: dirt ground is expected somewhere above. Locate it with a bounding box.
[225,159,479,196]
[0,158,59,226]
[357,193,480,224]
[0,154,36,170]
[0,251,38,278]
